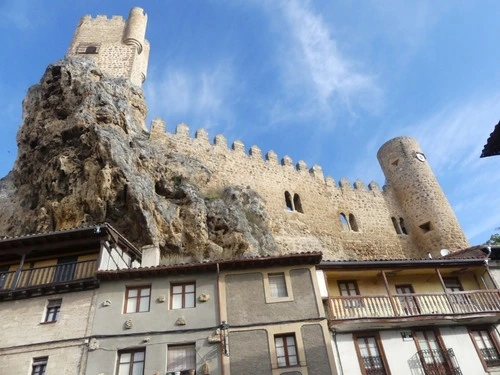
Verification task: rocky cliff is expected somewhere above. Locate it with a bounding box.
[0,58,278,261]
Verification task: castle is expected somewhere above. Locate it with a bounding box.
[3,8,498,375]
[66,7,468,260]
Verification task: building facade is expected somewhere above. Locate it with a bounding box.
[318,257,500,374]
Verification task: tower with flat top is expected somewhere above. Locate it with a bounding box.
[67,7,149,86]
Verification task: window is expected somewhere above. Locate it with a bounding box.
[171,282,195,309]
[284,191,293,211]
[340,213,349,231]
[269,273,288,298]
[275,334,298,367]
[293,193,303,213]
[443,277,463,292]
[117,349,145,375]
[399,218,408,234]
[419,221,432,233]
[124,286,151,313]
[354,334,389,375]
[44,299,61,323]
[32,357,48,375]
[391,217,401,234]
[349,214,359,232]
[167,344,196,373]
[338,280,361,307]
[76,44,99,54]
[469,327,500,368]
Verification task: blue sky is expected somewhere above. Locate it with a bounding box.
[0,0,499,245]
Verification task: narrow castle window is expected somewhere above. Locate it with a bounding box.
[419,221,432,233]
[349,214,359,232]
[340,213,349,231]
[391,217,401,234]
[76,44,99,54]
[400,218,408,235]
[293,193,303,213]
[284,191,293,211]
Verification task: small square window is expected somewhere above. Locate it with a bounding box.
[275,334,298,367]
[44,299,62,323]
[32,357,48,375]
[269,273,288,298]
[171,282,196,309]
[124,286,151,313]
[167,344,196,373]
[117,349,145,375]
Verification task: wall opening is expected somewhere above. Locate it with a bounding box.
[419,222,432,233]
[284,191,293,211]
[391,217,401,234]
[293,193,303,213]
[339,213,349,231]
[349,214,359,232]
[400,218,408,235]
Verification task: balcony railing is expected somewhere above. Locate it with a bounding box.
[0,260,97,292]
[329,290,500,320]
[361,356,387,375]
[409,348,462,375]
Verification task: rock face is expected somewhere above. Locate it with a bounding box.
[0,58,278,261]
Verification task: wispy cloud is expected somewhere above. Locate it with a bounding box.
[144,61,238,133]
[276,0,382,119]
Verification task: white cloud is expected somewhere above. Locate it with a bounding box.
[277,0,382,117]
[144,61,237,133]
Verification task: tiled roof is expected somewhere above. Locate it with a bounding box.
[98,251,322,279]
[481,120,500,158]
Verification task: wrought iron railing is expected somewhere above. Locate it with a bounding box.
[0,260,97,291]
[329,290,500,320]
[480,348,500,367]
[408,348,462,375]
[361,355,387,375]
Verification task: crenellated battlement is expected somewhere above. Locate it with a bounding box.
[149,118,381,193]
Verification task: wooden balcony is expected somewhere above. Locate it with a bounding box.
[0,260,98,299]
[329,290,500,329]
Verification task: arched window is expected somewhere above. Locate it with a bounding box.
[349,214,359,232]
[391,217,401,234]
[339,213,349,231]
[293,193,303,213]
[399,218,408,235]
[284,191,293,211]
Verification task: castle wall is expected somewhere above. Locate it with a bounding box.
[149,120,430,259]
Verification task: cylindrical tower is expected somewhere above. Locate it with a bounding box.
[377,136,469,256]
[123,7,148,54]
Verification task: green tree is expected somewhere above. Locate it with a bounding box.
[486,228,500,245]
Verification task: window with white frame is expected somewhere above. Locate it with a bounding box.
[167,344,196,373]
[44,299,62,323]
[31,357,48,375]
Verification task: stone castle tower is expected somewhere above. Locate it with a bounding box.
[378,137,469,255]
[67,7,149,86]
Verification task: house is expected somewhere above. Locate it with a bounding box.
[318,257,500,374]
[219,252,336,375]
[0,224,140,375]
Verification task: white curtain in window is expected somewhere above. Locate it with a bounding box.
[167,344,196,371]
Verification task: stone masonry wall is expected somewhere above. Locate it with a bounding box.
[149,120,454,259]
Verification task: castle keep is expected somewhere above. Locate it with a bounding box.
[67,7,149,86]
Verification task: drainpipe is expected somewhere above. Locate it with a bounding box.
[332,329,344,375]
[216,263,226,375]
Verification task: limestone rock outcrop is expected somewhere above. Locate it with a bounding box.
[0,58,278,261]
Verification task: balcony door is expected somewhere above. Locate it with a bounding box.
[396,284,420,315]
[54,256,78,283]
[413,330,452,375]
